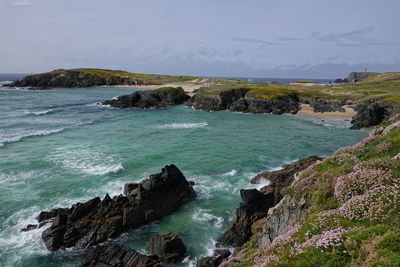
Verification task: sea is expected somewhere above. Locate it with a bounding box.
[0,77,367,266]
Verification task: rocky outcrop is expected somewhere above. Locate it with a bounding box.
[79,244,161,267]
[4,69,154,89]
[31,165,195,251]
[351,101,399,129]
[346,72,376,83]
[187,89,300,114]
[259,194,310,246]
[218,189,274,247]
[196,249,231,267]
[103,87,190,109]
[146,232,187,263]
[302,97,346,113]
[251,156,322,204]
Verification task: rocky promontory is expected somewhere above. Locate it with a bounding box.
[28,165,195,251]
[4,69,158,89]
[103,87,190,109]
[187,88,300,114]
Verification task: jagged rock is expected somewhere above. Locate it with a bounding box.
[218,189,274,247]
[187,88,300,114]
[251,156,322,205]
[147,232,186,263]
[103,87,190,109]
[30,165,195,251]
[79,244,161,267]
[251,217,267,234]
[196,249,231,267]
[260,194,310,246]
[351,101,399,129]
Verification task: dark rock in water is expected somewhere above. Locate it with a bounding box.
[147,232,187,263]
[218,189,274,247]
[79,244,161,267]
[334,78,347,83]
[187,88,300,114]
[31,165,195,251]
[196,249,231,267]
[21,224,38,232]
[350,101,399,129]
[103,87,190,109]
[251,155,322,205]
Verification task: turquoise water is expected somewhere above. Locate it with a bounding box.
[0,86,367,266]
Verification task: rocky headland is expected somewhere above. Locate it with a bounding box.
[103,87,190,109]
[24,165,195,251]
[214,115,400,266]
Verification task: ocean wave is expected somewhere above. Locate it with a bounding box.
[0,207,50,263]
[47,146,124,176]
[192,208,224,228]
[30,109,54,116]
[0,128,64,148]
[221,169,237,176]
[155,122,208,129]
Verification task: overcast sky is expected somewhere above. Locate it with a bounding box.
[1,0,399,78]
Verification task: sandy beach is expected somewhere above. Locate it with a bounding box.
[296,104,356,118]
[104,82,201,95]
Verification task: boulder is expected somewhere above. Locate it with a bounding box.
[103,87,190,109]
[351,101,399,129]
[28,165,195,251]
[147,232,186,263]
[79,244,161,267]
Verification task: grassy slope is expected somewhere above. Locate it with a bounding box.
[226,116,400,267]
[196,72,400,104]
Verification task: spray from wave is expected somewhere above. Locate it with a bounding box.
[155,122,208,129]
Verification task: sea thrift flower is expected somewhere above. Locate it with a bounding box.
[375,141,392,153]
[352,135,379,148]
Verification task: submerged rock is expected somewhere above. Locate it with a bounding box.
[196,249,231,267]
[146,232,187,263]
[79,243,161,267]
[32,165,195,251]
[103,87,190,109]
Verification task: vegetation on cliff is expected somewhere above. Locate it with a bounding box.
[222,115,400,267]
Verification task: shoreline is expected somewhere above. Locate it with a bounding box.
[102,83,200,96]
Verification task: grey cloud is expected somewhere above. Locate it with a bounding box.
[312,26,395,47]
[231,37,281,46]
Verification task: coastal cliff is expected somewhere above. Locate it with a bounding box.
[216,115,400,267]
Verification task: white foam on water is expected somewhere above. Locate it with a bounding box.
[25,109,54,116]
[0,128,64,148]
[192,208,224,228]
[221,169,237,176]
[155,122,208,129]
[0,170,45,185]
[0,207,50,263]
[47,146,124,176]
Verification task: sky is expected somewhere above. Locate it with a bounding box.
[1,0,400,78]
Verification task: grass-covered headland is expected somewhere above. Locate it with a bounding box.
[221,115,400,267]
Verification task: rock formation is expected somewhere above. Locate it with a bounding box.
[146,232,187,263]
[79,244,161,267]
[251,155,323,204]
[351,101,399,129]
[4,69,155,89]
[103,87,190,109]
[30,165,195,251]
[187,88,300,114]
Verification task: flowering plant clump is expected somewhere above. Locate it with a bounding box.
[362,156,399,170]
[314,209,342,230]
[353,135,379,148]
[383,120,400,135]
[328,152,360,166]
[375,141,392,153]
[334,169,396,203]
[339,185,400,221]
